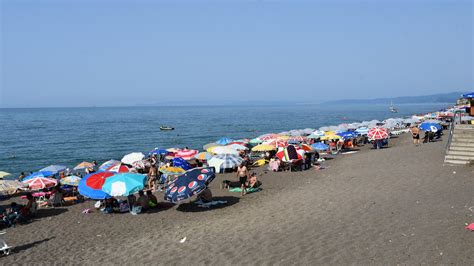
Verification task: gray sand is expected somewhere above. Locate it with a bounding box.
[2,133,473,264]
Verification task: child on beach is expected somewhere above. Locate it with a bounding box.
[410,126,420,146]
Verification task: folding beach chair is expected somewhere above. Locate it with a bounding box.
[0,232,11,256]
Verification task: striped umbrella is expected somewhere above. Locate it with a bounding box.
[0,180,25,196]
[264,139,288,148]
[99,160,121,171]
[23,177,58,190]
[208,146,240,155]
[194,152,213,161]
[368,127,389,140]
[210,154,243,169]
[289,136,307,142]
[60,175,82,186]
[104,163,130,173]
[258,133,280,141]
[73,161,94,170]
[175,149,199,160]
[84,171,115,190]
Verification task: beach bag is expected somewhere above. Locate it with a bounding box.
[119,202,130,213]
[131,206,142,215]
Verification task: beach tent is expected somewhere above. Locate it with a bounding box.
[164,167,216,203]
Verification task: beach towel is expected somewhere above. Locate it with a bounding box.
[466,223,474,231]
[195,200,227,208]
[229,187,262,194]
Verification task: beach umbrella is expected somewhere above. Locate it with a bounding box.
[164,167,216,203]
[249,138,263,145]
[104,163,130,173]
[194,152,213,161]
[337,131,358,139]
[60,175,82,186]
[203,142,223,150]
[320,134,341,141]
[212,154,243,169]
[102,173,146,197]
[368,127,389,140]
[276,146,303,162]
[419,122,442,132]
[0,171,12,179]
[308,130,325,139]
[39,165,67,175]
[78,174,110,200]
[311,142,329,151]
[172,157,191,170]
[300,144,314,152]
[264,139,288,148]
[22,171,54,181]
[175,149,199,160]
[23,177,57,190]
[355,127,369,135]
[148,148,168,156]
[0,180,26,196]
[251,144,276,152]
[208,146,240,155]
[258,133,280,141]
[289,136,307,142]
[99,160,121,171]
[227,144,248,151]
[73,161,94,171]
[121,152,145,165]
[84,171,115,190]
[132,160,146,170]
[216,137,233,145]
[159,166,186,176]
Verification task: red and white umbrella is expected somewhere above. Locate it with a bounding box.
[23,177,58,190]
[105,164,130,173]
[264,139,288,148]
[258,134,280,141]
[289,136,308,142]
[368,127,389,140]
[175,149,199,160]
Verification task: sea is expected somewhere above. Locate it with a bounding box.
[0,103,449,177]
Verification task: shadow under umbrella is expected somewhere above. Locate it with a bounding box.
[176,196,240,212]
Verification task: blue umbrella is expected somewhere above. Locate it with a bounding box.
[78,173,111,200]
[311,142,329,151]
[462,92,474,98]
[419,122,442,132]
[39,165,67,175]
[22,171,54,181]
[164,167,216,203]
[337,131,358,139]
[216,137,232,145]
[148,148,168,156]
[102,173,146,197]
[172,157,191,170]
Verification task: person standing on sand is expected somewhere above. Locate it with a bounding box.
[147,163,158,191]
[236,162,249,196]
[410,126,420,146]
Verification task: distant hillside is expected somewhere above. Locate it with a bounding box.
[323,91,464,105]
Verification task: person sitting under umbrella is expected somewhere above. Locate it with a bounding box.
[137,190,149,212]
[196,188,213,203]
[146,190,158,208]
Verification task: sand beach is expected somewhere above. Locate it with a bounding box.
[1,133,473,264]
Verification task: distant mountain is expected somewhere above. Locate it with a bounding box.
[323,91,465,105]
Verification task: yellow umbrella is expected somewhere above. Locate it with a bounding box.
[159,166,185,175]
[252,159,268,166]
[0,171,12,179]
[320,135,341,141]
[251,144,276,152]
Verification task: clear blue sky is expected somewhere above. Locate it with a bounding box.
[1,0,472,108]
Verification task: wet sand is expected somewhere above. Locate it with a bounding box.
[2,133,473,264]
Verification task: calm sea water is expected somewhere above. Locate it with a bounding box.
[0,103,448,177]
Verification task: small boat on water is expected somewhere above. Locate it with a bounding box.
[160,126,175,131]
[389,101,398,113]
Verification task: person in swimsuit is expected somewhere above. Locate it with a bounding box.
[410,126,420,146]
[236,162,249,196]
[148,163,158,191]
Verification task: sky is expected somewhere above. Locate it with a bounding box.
[0,0,472,108]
